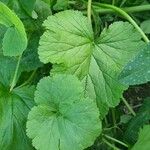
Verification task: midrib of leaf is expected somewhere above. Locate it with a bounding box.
[81,40,122,97]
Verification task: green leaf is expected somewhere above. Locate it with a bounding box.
[18,0,36,16]
[0,0,9,4]
[141,20,150,34]
[0,2,27,56]
[21,32,43,72]
[124,98,150,144]
[53,0,68,10]
[132,125,150,150]
[119,44,150,85]
[26,74,101,150]
[120,114,132,124]
[3,27,26,56]
[0,56,35,150]
[34,0,52,21]
[0,56,18,86]
[38,10,144,108]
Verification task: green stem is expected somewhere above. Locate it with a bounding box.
[122,97,136,116]
[123,5,150,12]
[112,0,115,5]
[104,134,129,148]
[16,70,36,89]
[87,0,92,23]
[103,138,120,150]
[93,4,150,14]
[93,3,150,43]
[111,109,116,134]
[103,125,121,131]
[10,55,22,92]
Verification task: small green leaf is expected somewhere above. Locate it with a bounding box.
[0,2,27,56]
[132,125,150,150]
[119,44,150,85]
[38,10,144,108]
[26,74,101,150]
[120,114,132,124]
[53,0,68,10]
[34,0,52,21]
[18,0,36,16]
[141,20,150,34]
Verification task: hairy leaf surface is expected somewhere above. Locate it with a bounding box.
[119,44,150,85]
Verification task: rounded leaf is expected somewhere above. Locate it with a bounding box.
[27,74,101,150]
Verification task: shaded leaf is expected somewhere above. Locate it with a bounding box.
[53,0,68,10]
[18,0,36,16]
[21,32,43,71]
[132,125,150,150]
[124,98,150,144]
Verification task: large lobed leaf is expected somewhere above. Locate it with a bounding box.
[38,10,144,108]
[0,56,35,150]
[26,74,101,150]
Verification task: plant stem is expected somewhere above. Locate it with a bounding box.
[10,55,22,92]
[122,97,136,116]
[103,138,120,150]
[111,109,116,134]
[87,0,92,23]
[112,0,115,5]
[93,5,150,14]
[93,3,150,43]
[104,134,129,148]
[16,70,37,89]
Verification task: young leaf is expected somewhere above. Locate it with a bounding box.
[34,0,52,22]
[141,20,150,34]
[26,74,101,150]
[53,0,68,10]
[0,56,35,150]
[132,125,150,150]
[0,2,27,56]
[18,0,36,16]
[38,10,144,108]
[119,44,150,85]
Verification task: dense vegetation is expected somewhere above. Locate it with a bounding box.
[0,0,150,149]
